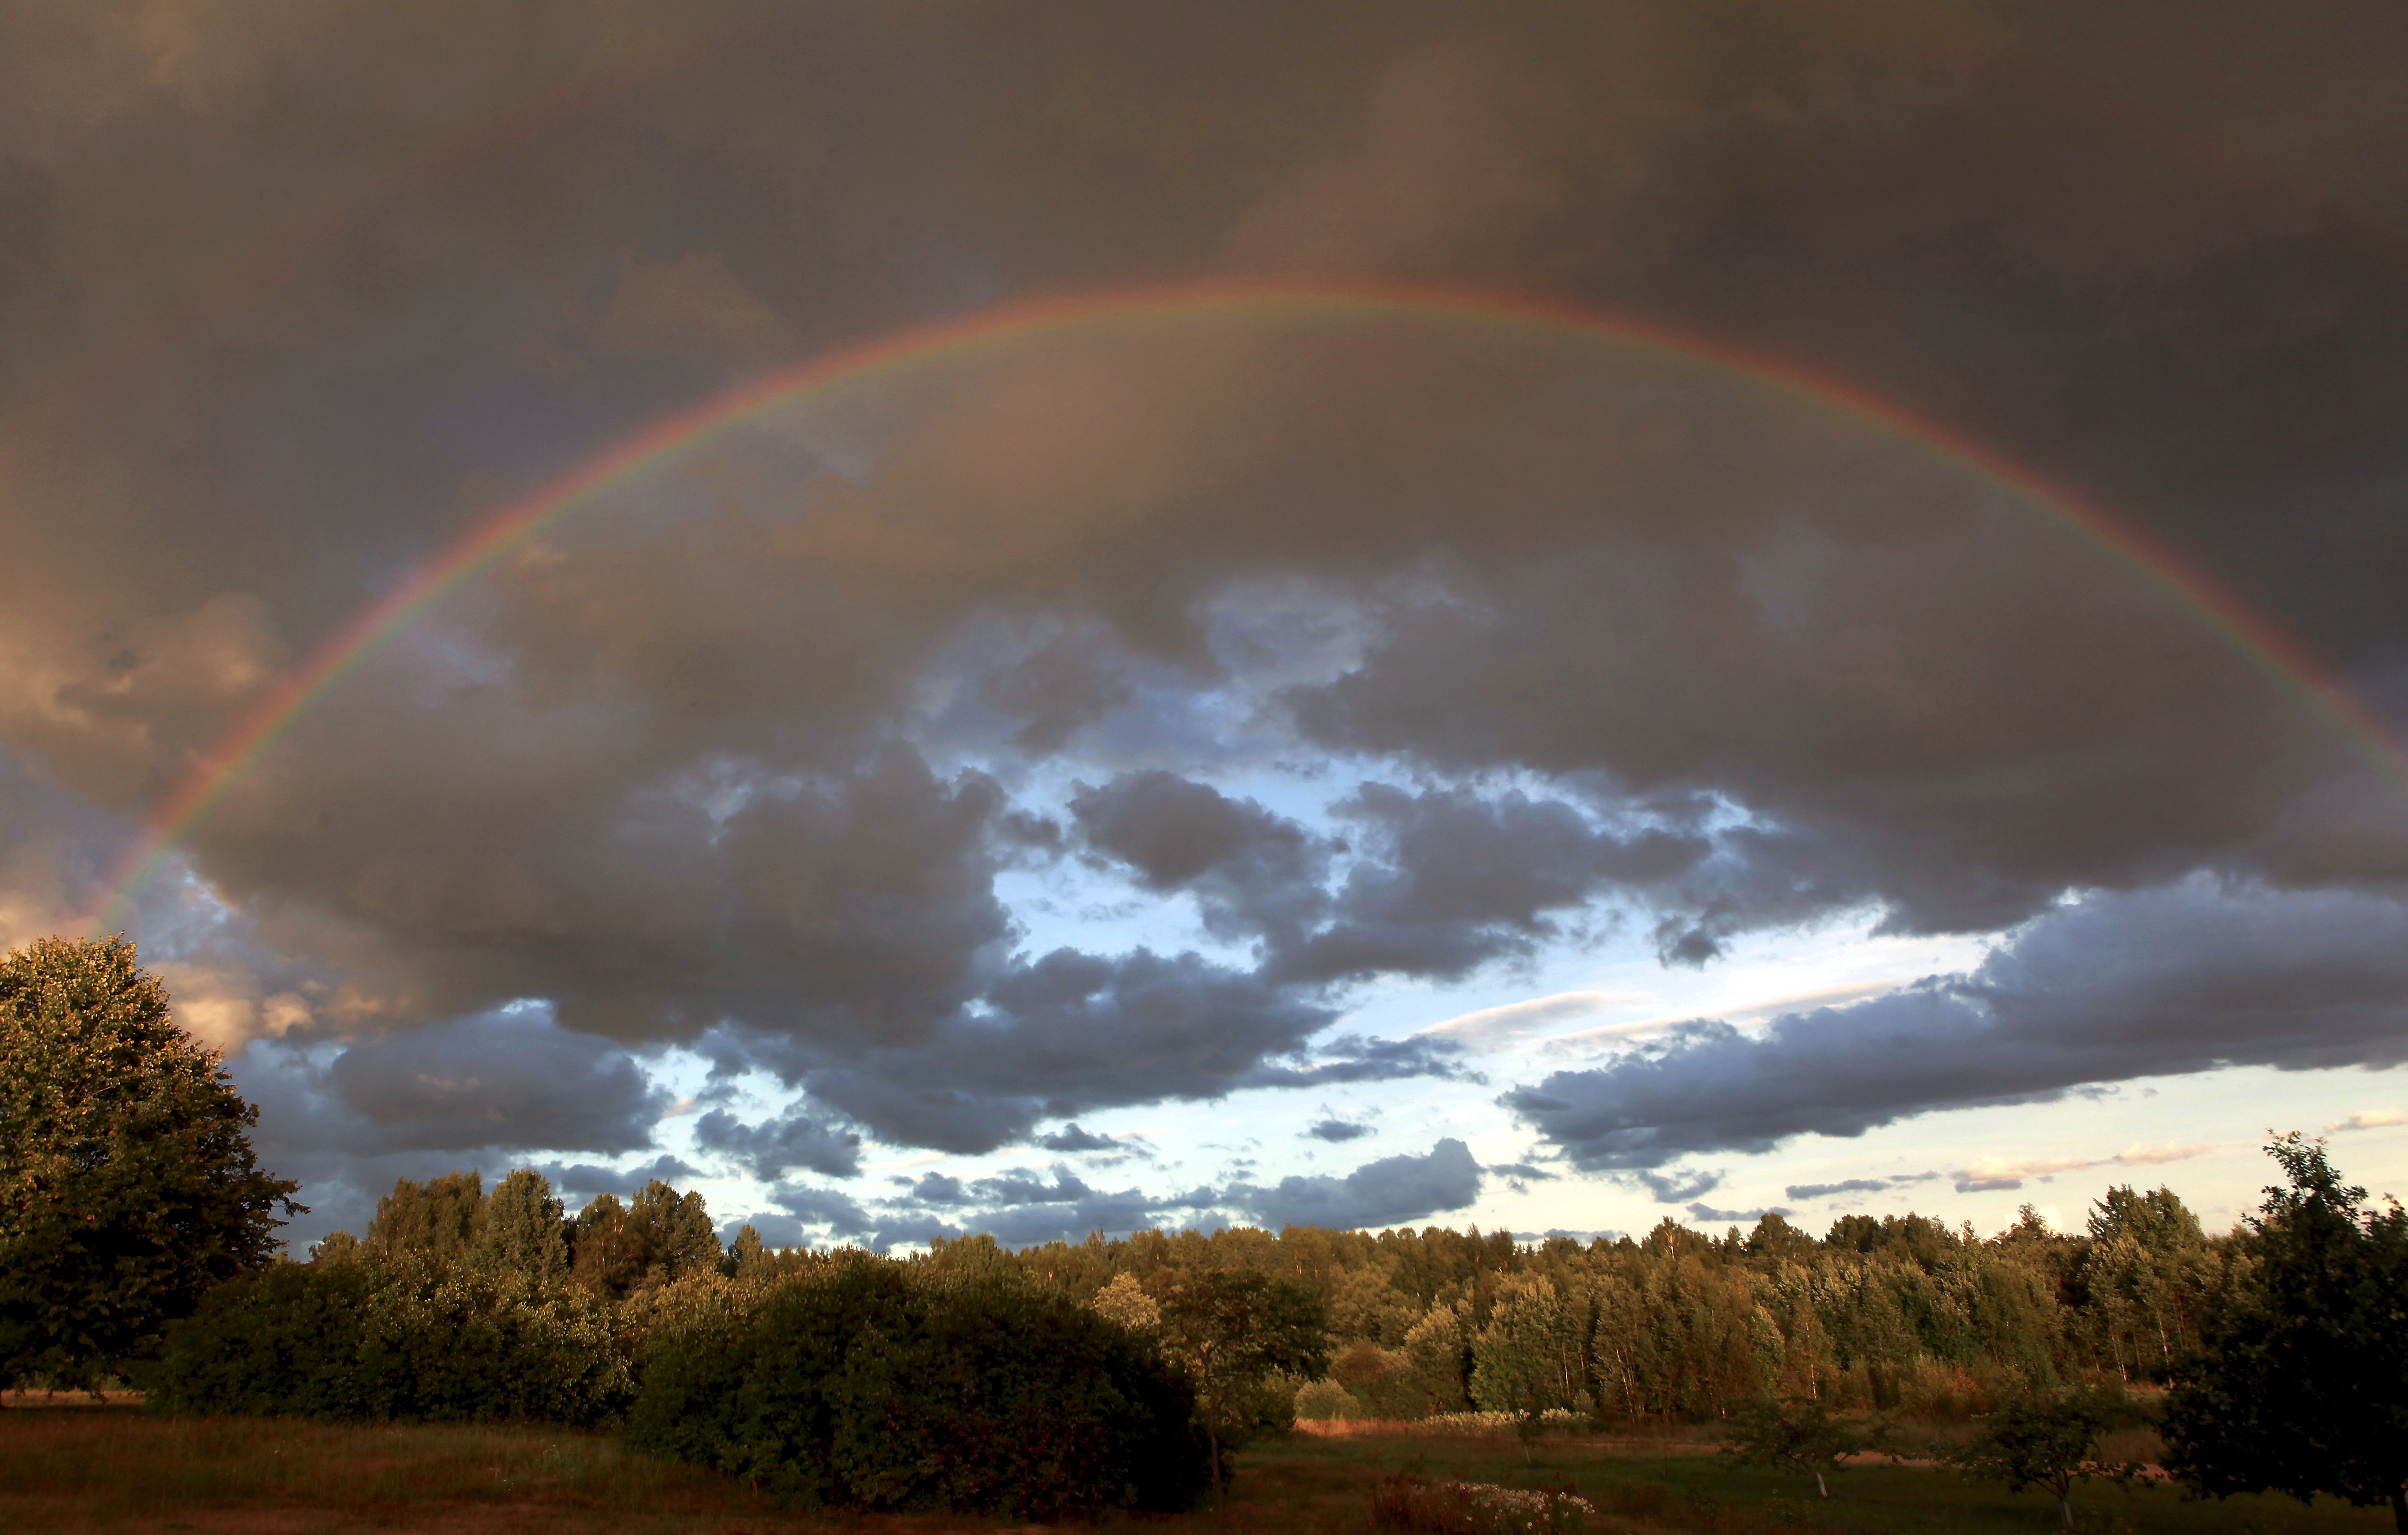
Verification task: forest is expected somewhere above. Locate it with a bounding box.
[157,1162,2218,1435]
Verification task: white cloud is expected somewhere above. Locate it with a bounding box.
[1541,978,1905,1055]
[1417,988,1648,1050]
[2325,1108,2405,1133]
[2115,1141,2215,1165]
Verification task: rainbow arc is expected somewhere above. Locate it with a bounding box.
[79,277,2408,932]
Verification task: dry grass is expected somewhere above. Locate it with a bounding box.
[0,1404,2393,1535]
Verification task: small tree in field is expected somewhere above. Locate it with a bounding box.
[2162,1134,2408,1533]
[0,935,301,1388]
[1949,1389,2126,1532]
[1160,1269,1329,1510]
[1726,1395,1870,1499]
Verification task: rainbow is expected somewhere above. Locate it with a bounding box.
[81,275,2408,931]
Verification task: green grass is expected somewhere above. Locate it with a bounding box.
[1254,1428,2396,1535]
[0,1404,2390,1534]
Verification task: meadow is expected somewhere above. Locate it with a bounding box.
[1,1400,2388,1535]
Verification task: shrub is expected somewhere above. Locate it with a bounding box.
[627,1258,1210,1517]
[1295,1378,1361,1419]
[1370,1474,1592,1535]
[151,1256,635,1426]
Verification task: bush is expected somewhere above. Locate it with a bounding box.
[151,1257,635,1426]
[1295,1378,1361,1419]
[1370,1474,1592,1535]
[627,1258,1210,1517]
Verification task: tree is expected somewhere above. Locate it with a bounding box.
[2162,1134,2408,1533]
[1949,1389,2125,1532]
[365,1170,485,1262]
[629,1178,722,1284]
[1159,1269,1329,1509]
[1725,1395,1870,1499]
[568,1179,722,1297]
[1089,1270,1161,1332]
[476,1168,568,1282]
[0,935,301,1388]
[1470,1274,1589,1449]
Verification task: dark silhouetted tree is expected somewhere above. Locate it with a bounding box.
[0,935,300,1388]
[2163,1135,2408,1533]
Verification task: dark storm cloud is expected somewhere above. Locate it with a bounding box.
[692,1105,862,1180]
[1274,784,1710,982]
[718,948,1355,1153]
[1507,880,2408,1171]
[1071,770,1329,945]
[319,1009,666,1154]
[1230,1137,1482,1231]
[3,0,2406,1196]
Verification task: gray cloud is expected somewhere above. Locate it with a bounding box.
[767,1182,876,1238]
[1689,1203,1790,1224]
[1241,1032,1481,1091]
[1273,784,1709,982]
[730,947,1354,1154]
[692,1106,862,1180]
[1071,770,1330,946]
[542,1155,701,1199]
[1036,1122,1117,1152]
[315,1010,666,1155]
[1231,1137,1482,1231]
[1785,1178,1892,1202]
[1508,880,2408,1171]
[2,0,2405,1214]
[1306,1117,1373,1143]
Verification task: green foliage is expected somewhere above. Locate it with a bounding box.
[366,1171,485,1263]
[569,1179,723,1298]
[1295,1378,1361,1420]
[1469,1275,1589,1427]
[1161,1267,1330,1500]
[2163,1135,2408,1532]
[150,1255,636,1425]
[1725,1395,1872,1498]
[1949,1388,2128,1531]
[0,935,301,1388]
[476,1168,568,1282]
[627,1258,1210,1517]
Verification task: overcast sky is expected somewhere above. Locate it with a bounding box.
[3,1,2405,1252]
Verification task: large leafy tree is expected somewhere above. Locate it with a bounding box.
[0,935,301,1387]
[2162,1135,2408,1533]
[1159,1269,1328,1508]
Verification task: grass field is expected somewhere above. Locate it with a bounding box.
[0,1402,2389,1535]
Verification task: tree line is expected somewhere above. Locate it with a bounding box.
[3,936,2401,1525]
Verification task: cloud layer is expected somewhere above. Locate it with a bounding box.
[1506,880,2408,1173]
[0,2,2402,1226]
